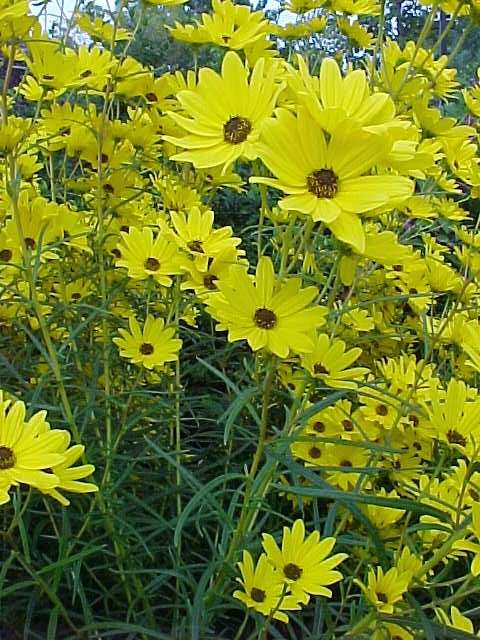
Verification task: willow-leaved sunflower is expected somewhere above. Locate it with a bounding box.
[206,256,326,358]
[164,51,283,171]
[253,108,413,251]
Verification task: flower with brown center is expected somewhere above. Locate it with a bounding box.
[206,256,327,358]
[262,519,347,605]
[307,169,338,199]
[113,315,182,370]
[165,52,281,170]
[223,116,252,144]
[253,308,277,329]
[253,108,413,253]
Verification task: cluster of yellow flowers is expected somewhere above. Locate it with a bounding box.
[1,0,480,635]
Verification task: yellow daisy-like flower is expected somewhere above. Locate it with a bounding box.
[41,432,98,507]
[0,398,66,495]
[164,52,283,171]
[262,519,347,604]
[116,227,183,286]
[206,256,326,358]
[166,206,242,270]
[301,333,369,389]
[233,551,302,622]
[113,315,182,370]
[168,0,269,50]
[290,57,394,134]
[253,109,413,251]
[361,566,409,614]
[425,378,480,456]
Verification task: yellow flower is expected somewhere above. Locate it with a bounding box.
[116,226,183,286]
[362,566,409,613]
[301,333,369,389]
[253,109,413,251]
[262,519,347,604]
[436,606,480,636]
[233,551,302,622]
[41,432,98,506]
[0,397,65,497]
[113,315,182,370]
[164,52,283,171]
[168,0,270,50]
[166,206,242,269]
[206,256,326,358]
[75,13,131,43]
[337,18,375,49]
[425,378,480,457]
[290,56,398,135]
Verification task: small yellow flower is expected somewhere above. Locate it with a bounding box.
[362,566,409,613]
[262,519,347,604]
[233,551,302,622]
[113,315,182,370]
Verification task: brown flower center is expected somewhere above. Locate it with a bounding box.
[307,169,338,199]
[250,587,266,602]
[0,249,12,262]
[0,445,15,470]
[376,404,388,416]
[144,257,160,271]
[342,419,354,432]
[223,116,252,144]
[447,429,466,447]
[377,592,388,603]
[309,446,322,459]
[25,237,36,250]
[146,92,158,102]
[313,362,328,375]
[284,563,303,580]
[254,308,277,329]
[340,459,353,467]
[203,274,218,290]
[313,421,325,433]
[188,240,204,253]
[140,342,154,355]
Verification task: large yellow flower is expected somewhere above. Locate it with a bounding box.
[0,391,96,507]
[206,257,326,358]
[253,108,413,251]
[288,57,397,134]
[164,52,283,170]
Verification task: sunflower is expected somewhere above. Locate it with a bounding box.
[40,432,98,507]
[0,396,66,496]
[168,0,270,51]
[301,333,369,389]
[206,256,326,358]
[262,519,347,604]
[166,206,242,270]
[115,227,183,286]
[113,315,182,370]
[233,551,302,622]
[424,378,480,457]
[361,566,409,614]
[164,52,283,171]
[253,108,413,251]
